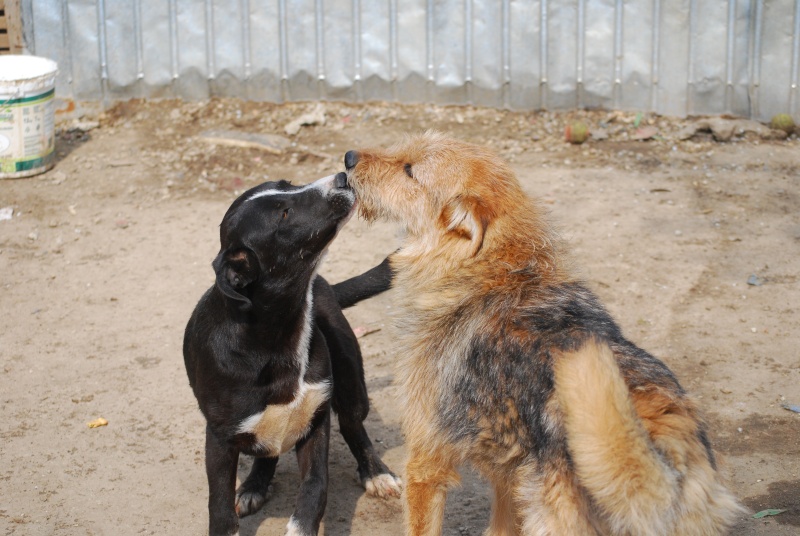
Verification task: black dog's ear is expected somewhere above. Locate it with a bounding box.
[212,248,259,311]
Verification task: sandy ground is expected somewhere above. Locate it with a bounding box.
[1,100,798,535]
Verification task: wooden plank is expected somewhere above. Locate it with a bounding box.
[4,0,20,53]
[0,33,9,49]
[0,18,8,31]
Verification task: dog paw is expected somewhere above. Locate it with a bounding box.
[361,472,403,499]
[235,485,271,517]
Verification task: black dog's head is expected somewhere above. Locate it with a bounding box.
[213,172,355,312]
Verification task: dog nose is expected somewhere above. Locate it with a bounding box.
[334,172,348,188]
[344,150,359,170]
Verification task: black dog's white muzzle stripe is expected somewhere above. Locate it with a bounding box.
[247,174,350,202]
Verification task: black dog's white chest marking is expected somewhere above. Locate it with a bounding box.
[237,380,331,456]
[236,281,331,456]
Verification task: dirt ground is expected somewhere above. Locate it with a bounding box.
[1,99,798,536]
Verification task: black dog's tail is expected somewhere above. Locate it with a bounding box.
[332,256,394,309]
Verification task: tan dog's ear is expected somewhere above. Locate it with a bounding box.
[440,194,492,256]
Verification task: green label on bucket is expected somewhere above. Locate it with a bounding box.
[15,152,55,172]
[0,88,56,108]
[0,145,54,172]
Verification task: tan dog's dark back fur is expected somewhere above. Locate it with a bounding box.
[344,132,741,535]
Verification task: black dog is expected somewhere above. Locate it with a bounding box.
[183,173,401,536]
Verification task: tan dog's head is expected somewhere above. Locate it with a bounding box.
[344,131,529,258]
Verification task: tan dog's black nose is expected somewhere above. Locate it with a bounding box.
[344,150,359,170]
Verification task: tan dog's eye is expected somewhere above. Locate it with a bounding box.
[404,163,414,178]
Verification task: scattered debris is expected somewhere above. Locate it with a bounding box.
[199,130,291,154]
[284,103,327,135]
[747,274,765,286]
[49,171,67,184]
[676,118,787,142]
[353,326,381,339]
[633,125,659,140]
[0,207,13,221]
[283,103,325,136]
[782,404,800,414]
[69,118,100,132]
[752,509,786,519]
[87,417,108,429]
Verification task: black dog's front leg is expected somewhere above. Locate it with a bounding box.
[331,255,394,308]
[236,456,278,516]
[205,425,240,536]
[286,410,330,536]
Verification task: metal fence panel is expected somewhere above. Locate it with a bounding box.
[25,0,800,120]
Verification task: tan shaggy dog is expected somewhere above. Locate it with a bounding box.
[342,131,742,536]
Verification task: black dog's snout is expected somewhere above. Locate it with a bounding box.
[344,150,359,170]
[334,172,348,189]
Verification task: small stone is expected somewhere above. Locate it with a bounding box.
[199,130,291,154]
[284,103,327,135]
[565,122,589,144]
[70,119,100,132]
[747,274,764,286]
[770,113,795,135]
[633,125,659,140]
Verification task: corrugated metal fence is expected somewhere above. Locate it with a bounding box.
[25,0,800,120]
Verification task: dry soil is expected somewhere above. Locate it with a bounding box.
[1,100,798,535]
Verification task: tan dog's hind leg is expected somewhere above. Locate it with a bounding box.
[516,462,600,536]
[405,448,460,536]
[485,476,520,536]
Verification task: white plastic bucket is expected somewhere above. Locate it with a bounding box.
[0,56,58,179]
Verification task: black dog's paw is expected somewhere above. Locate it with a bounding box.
[235,484,272,517]
[354,450,403,498]
[361,471,403,499]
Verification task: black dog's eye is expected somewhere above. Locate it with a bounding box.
[404,163,413,178]
[282,208,291,220]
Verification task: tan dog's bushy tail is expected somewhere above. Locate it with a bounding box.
[555,340,740,535]
[554,339,682,535]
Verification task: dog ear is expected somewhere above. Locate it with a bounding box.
[212,248,259,311]
[440,194,492,256]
